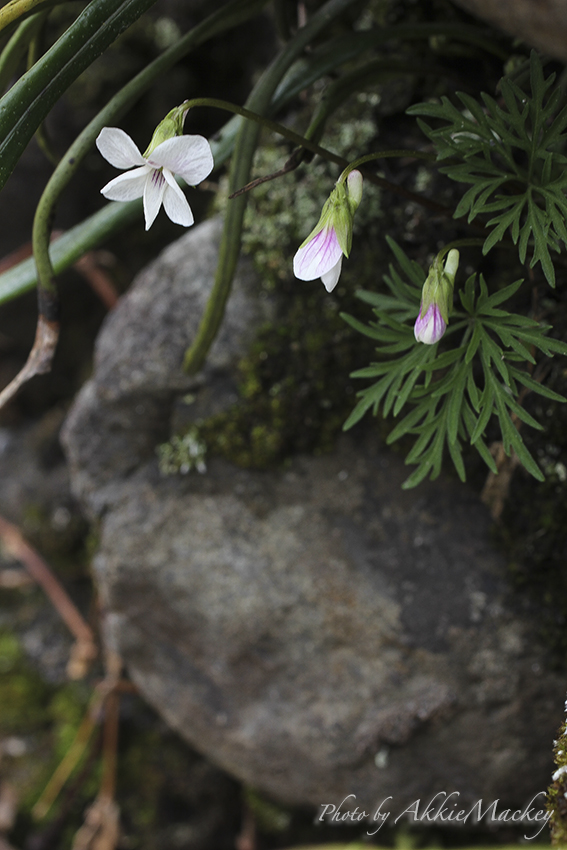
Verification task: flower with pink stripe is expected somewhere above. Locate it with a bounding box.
[413,249,460,345]
[293,170,363,292]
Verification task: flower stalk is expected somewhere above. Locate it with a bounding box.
[183,0,363,376]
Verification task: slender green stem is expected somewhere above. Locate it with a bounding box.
[183,0,362,375]
[338,149,437,182]
[178,97,348,168]
[273,0,293,41]
[178,99,449,211]
[0,0,53,34]
[31,0,270,297]
[0,9,46,93]
[26,10,60,165]
[436,238,486,260]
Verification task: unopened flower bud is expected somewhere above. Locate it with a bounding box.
[346,169,363,210]
[414,249,459,345]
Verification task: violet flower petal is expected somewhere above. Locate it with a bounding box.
[321,256,343,292]
[96,127,146,169]
[162,169,194,226]
[143,169,167,230]
[149,135,214,185]
[293,226,343,281]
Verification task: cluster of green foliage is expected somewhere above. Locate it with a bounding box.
[345,52,567,487]
[343,238,567,487]
[0,629,92,827]
[408,51,567,287]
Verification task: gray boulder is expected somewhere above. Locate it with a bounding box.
[62,217,565,818]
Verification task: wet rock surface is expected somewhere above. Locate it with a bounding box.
[61,216,566,815]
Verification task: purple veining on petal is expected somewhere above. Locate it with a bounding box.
[414,303,446,344]
[143,167,167,230]
[151,169,166,189]
[293,226,343,281]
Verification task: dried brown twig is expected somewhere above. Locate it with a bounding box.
[0,513,97,678]
[71,655,123,850]
[480,443,520,520]
[73,251,119,311]
[33,652,126,850]
[480,358,551,520]
[0,237,119,412]
[0,314,59,411]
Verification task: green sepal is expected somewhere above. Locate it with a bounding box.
[297,175,360,256]
[143,100,191,156]
[418,249,459,323]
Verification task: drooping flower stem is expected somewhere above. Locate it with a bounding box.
[338,149,437,183]
[183,0,363,375]
[227,129,448,209]
[433,237,486,261]
[171,97,350,169]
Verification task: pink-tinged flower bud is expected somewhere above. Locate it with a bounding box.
[293,171,363,292]
[414,249,459,345]
[414,302,446,344]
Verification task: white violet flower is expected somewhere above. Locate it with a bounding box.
[96,123,213,231]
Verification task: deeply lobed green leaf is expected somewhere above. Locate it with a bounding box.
[344,243,566,487]
[408,51,567,286]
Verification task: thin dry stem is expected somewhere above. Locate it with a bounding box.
[70,795,120,850]
[0,235,118,412]
[229,148,304,198]
[236,805,257,850]
[0,315,59,410]
[0,514,97,676]
[32,695,102,820]
[480,443,520,520]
